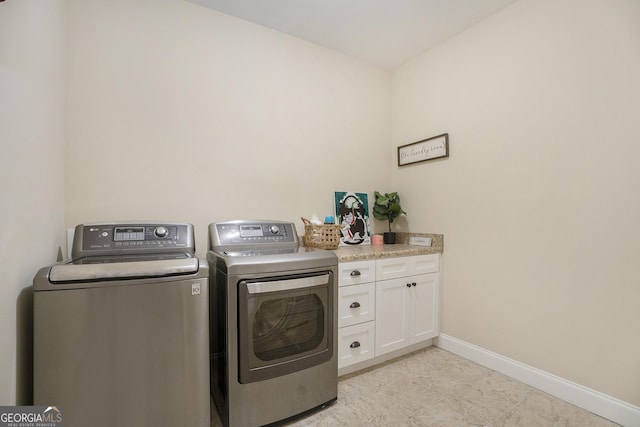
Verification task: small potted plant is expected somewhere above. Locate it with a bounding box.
[373,191,407,244]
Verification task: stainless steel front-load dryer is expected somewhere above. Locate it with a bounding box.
[208,220,338,427]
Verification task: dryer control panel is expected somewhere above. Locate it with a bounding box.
[209,220,298,249]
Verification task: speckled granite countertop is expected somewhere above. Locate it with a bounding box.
[304,232,444,262]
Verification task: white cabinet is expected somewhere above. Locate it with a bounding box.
[338,282,375,327]
[375,272,438,356]
[337,260,376,368]
[338,321,375,368]
[376,254,439,280]
[338,253,440,371]
[410,273,438,342]
[374,277,410,355]
[338,260,376,286]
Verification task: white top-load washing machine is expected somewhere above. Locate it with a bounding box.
[33,222,209,427]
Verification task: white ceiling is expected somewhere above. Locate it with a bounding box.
[185,0,517,69]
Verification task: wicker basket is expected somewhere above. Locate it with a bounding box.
[301,217,342,250]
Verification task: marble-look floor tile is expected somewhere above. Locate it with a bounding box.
[494,390,619,427]
[212,347,619,427]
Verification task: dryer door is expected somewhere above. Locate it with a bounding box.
[237,271,334,383]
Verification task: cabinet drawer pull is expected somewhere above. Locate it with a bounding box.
[406,283,411,288]
[349,302,361,309]
[412,282,417,287]
[350,270,361,277]
[350,341,361,349]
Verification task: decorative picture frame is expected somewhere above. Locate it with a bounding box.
[397,133,449,166]
[334,191,371,246]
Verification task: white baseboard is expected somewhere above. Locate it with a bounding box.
[435,334,640,427]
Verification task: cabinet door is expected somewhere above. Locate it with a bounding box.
[338,283,375,327]
[375,278,411,356]
[410,273,439,344]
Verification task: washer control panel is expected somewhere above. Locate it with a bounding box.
[72,222,194,258]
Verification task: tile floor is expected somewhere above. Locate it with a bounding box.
[212,346,620,426]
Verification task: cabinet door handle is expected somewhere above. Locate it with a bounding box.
[350,341,361,348]
[349,302,361,309]
[412,282,417,287]
[406,283,411,288]
[350,270,361,277]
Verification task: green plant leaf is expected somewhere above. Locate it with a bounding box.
[375,196,389,206]
[373,190,406,230]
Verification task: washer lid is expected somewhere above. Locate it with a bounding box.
[48,254,198,283]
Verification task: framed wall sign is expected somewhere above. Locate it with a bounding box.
[397,133,449,166]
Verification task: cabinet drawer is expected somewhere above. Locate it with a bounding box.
[413,254,440,275]
[376,254,439,280]
[338,321,375,368]
[338,260,376,286]
[338,283,375,327]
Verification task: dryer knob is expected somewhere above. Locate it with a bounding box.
[269,225,280,234]
[154,226,168,238]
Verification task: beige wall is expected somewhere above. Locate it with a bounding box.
[3,0,639,411]
[0,0,66,404]
[64,0,391,254]
[391,0,640,405]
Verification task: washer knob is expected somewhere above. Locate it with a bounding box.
[269,225,280,235]
[154,226,168,238]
